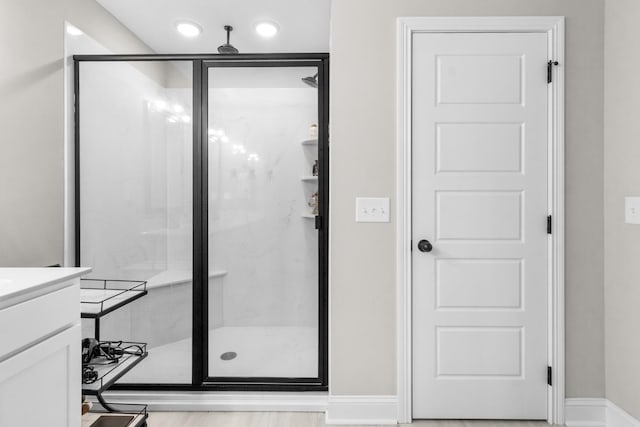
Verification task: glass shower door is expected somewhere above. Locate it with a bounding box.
[206,65,320,379]
[76,55,328,389]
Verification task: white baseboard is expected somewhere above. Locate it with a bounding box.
[565,398,640,427]
[608,401,640,427]
[95,393,637,427]
[101,391,327,412]
[565,398,608,427]
[325,395,398,425]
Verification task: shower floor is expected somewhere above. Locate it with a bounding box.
[121,326,318,383]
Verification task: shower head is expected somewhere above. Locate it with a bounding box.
[217,25,239,54]
[301,73,318,88]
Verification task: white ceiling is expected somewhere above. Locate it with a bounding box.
[96,0,331,54]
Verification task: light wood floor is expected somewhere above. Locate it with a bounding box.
[147,412,552,427]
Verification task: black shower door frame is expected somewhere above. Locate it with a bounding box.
[74,53,329,392]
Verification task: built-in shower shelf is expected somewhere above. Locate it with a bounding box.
[81,342,148,395]
[301,213,317,219]
[301,139,318,146]
[80,279,147,318]
[300,176,318,182]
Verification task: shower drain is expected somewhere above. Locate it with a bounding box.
[220,351,237,361]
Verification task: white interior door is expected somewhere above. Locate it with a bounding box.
[412,32,549,419]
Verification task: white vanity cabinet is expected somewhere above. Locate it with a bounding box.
[0,268,91,427]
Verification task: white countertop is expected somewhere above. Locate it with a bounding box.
[0,267,92,308]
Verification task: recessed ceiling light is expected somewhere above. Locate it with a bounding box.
[66,24,83,36]
[176,21,202,38]
[255,21,279,38]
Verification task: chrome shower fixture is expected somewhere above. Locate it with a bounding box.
[218,25,239,54]
[301,73,318,88]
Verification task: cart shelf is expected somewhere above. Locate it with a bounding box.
[81,279,147,318]
[82,402,148,427]
[82,342,148,395]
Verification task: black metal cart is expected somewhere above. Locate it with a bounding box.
[80,279,149,427]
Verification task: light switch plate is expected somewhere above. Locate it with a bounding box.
[625,197,640,224]
[356,197,390,222]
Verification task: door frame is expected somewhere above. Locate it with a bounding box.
[395,16,565,424]
[198,58,330,389]
[72,53,330,391]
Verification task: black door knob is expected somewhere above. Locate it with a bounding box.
[418,239,433,253]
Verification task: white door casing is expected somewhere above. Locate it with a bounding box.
[396,17,565,424]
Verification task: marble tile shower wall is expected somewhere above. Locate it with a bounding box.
[80,60,194,349]
[208,88,319,328]
[80,64,318,352]
[80,61,193,280]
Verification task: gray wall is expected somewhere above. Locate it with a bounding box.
[330,0,605,397]
[0,0,153,267]
[0,0,610,402]
[604,0,640,419]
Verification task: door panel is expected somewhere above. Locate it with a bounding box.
[436,55,523,104]
[205,65,320,379]
[436,259,522,309]
[436,327,523,376]
[436,191,523,240]
[412,33,548,419]
[436,123,523,173]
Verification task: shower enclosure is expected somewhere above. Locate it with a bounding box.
[74,54,328,390]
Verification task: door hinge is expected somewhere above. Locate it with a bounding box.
[547,60,559,84]
[547,215,552,234]
[547,366,553,386]
[315,215,322,230]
